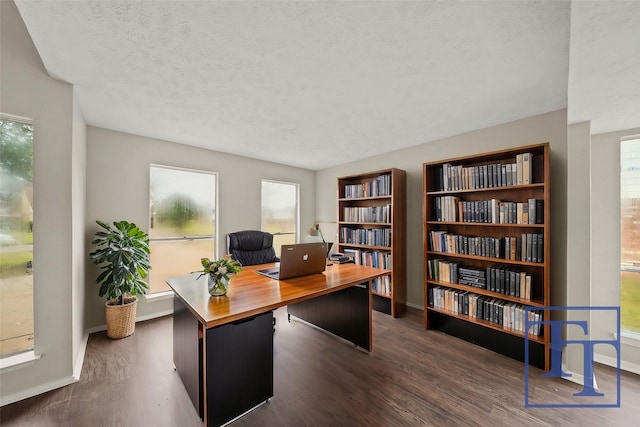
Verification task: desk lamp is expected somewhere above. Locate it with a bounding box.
[308,223,325,242]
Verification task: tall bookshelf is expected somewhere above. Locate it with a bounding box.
[337,168,406,317]
[423,143,550,370]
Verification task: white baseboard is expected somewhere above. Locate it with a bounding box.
[139,309,173,322]
[594,353,640,375]
[406,302,423,311]
[73,332,90,381]
[558,354,640,392]
[558,368,586,386]
[85,309,174,335]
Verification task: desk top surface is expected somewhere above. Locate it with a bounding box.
[166,263,387,328]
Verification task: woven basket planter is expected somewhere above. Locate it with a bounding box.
[105,297,138,339]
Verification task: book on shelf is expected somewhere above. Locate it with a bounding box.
[522,152,533,184]
[535,199,544,224]
[458,265,486,288]
[447,199,543,224]
[528,199,536,224]
[434,152,536,192]
[342,248,392,269]
[526,198,544,224]
[372,275,392,295]
[343,174,392,198]
[429,231,543,264]
[340,227,391,247]
[517,203,524,224]
[433,196,459,221]
[428,285,543,336]
[343,248,360,264]
[485,264,534,300]
[431,260,535,300]
[427,259,458,283]
[343,204,391,223]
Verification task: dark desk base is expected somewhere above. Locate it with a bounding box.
[173,277,372,426]
[287,282,371,351]
[173,297,273,427]
[173,297,203,416]
[206,311,273,426]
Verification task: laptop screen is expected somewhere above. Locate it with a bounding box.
[256,242,328,280]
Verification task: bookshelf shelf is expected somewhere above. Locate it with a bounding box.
[425,279,546,306]
[427,306,546,344]
[372,290,392,299]
[338,168,406,317]
[338,195,392,201]
[340,222,393,227]
[427,182,544,196]
[427,221,545,228]
[423,143,550,370]
[426,251,545,267]
[341,243,392,251]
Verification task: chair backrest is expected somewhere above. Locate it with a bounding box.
[226,230,279,266]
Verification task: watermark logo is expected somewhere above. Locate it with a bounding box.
[524,306,621,408]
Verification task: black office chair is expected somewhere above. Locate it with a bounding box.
[226,230,280,266]
[226,230,280,331]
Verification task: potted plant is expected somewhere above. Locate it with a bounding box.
[194,256,242,296]
[90,220,151,339]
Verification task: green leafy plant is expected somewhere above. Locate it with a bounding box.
[194,255,242,282]
[90,220,151,305]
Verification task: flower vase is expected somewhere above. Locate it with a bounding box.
[207,274,230,296]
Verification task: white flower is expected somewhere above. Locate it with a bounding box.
[217,266,227,275]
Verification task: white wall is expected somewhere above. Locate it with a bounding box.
[0,0,86,405]
[316,110,568,310]
[565,121,591,379]
[85,127,316,328]
[71,94,87,378]
[591,127,640,374]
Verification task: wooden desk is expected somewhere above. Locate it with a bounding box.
[167,263,387,427]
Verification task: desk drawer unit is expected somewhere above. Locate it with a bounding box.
[205,311,274,426]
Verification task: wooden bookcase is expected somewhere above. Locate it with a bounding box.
[423,143,550,370]
[337,168,406,317]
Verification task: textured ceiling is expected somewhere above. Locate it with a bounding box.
[568,1,640,134]
[14,1,625,170]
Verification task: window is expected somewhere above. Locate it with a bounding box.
[620,137,640,333]
[261,180,298,255]
[149,165,217,293]
[0,115,34,359]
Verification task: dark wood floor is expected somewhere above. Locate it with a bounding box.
[2,307,639,426]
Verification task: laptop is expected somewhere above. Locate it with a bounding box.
[256,242,328,280]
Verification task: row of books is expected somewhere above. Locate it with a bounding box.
[340,227,392,247]
[458,266,486,288]
[426,258,459,284]
[433,195,459,222]
[486,264,533,299]
[343,248,392,269]
[428,231,544,263]
[428,286,543,336]
[430,231,501,257]
[433,197,543,224]
[342,205,391,223]
[426,259,534,300]
[372,275,392,295]
[436,152,534,191]
[506,234,543,263]
[343,174,392,198]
